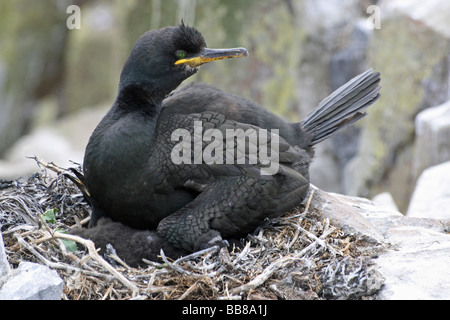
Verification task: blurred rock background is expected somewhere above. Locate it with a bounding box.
[1,0,450,217]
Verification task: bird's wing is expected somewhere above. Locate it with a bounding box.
[156,165,309,252]
[154,110,308,187]
[153,110,311,251]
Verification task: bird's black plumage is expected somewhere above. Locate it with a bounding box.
[79,23,380,259]
[70,217,187,268]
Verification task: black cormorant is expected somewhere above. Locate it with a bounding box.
[79,23,380,256]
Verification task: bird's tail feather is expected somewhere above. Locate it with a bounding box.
[301,69,381,146]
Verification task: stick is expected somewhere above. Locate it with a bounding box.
[230,256,297,294]
[15,233,83,274]
[160,249,194,276]
[232,241,251,266]
[178,282,198,300]
[172,245,221,265]
[40,232,139,295]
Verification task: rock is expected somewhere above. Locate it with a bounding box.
[310,188,450,299]
[330,19,371,91]
[0,231,10,278]
[413,100,450,178]
[0,104,107,179]
[0,128,81,180]
[0,1,70,156]
[385,0,450,39]
[309,187,385,244]
[344,1,450,212]
[277,1,450,215]
[375,226,450,300]
[297,0,371,195]
[407,161,450,219]
[371,192,400,213]
[0,262,64,300]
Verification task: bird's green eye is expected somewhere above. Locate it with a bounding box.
[176,50,187,59]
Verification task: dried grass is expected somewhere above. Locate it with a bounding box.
[0,158,384,300]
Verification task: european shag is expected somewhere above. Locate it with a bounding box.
[77,23,380,257]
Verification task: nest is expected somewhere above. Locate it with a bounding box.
[0,158,385,300]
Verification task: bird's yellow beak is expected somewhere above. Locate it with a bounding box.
[175,47,248,67]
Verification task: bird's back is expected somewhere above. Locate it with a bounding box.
[163,83,314,149]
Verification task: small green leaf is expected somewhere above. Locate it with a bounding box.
[61,239,78,252]
[56,229,78,252]
[42,208,57,224]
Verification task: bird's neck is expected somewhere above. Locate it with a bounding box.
[116,81,165,118]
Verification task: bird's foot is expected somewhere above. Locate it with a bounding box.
[194,230,229,251]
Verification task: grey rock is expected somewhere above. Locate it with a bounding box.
[421,54,450,112]
[375,226,450,300]
[309,186,385,244]
[0,104,107,179]
[342,1,450,212]
[371,192,400,213]
[0,262,64,300]
[407,161,450,219]
[330,20,371,91]
[413,101,450,179]
[0,2,69,156]
[310,187,450,299]
[386,0,450,39]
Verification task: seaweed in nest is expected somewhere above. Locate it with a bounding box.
[0,157,385,300]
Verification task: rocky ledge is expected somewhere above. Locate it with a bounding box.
[310,186,450,299]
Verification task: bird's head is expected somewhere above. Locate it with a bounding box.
[118,22,248,101]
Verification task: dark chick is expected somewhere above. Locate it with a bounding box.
[70,217,187,268]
